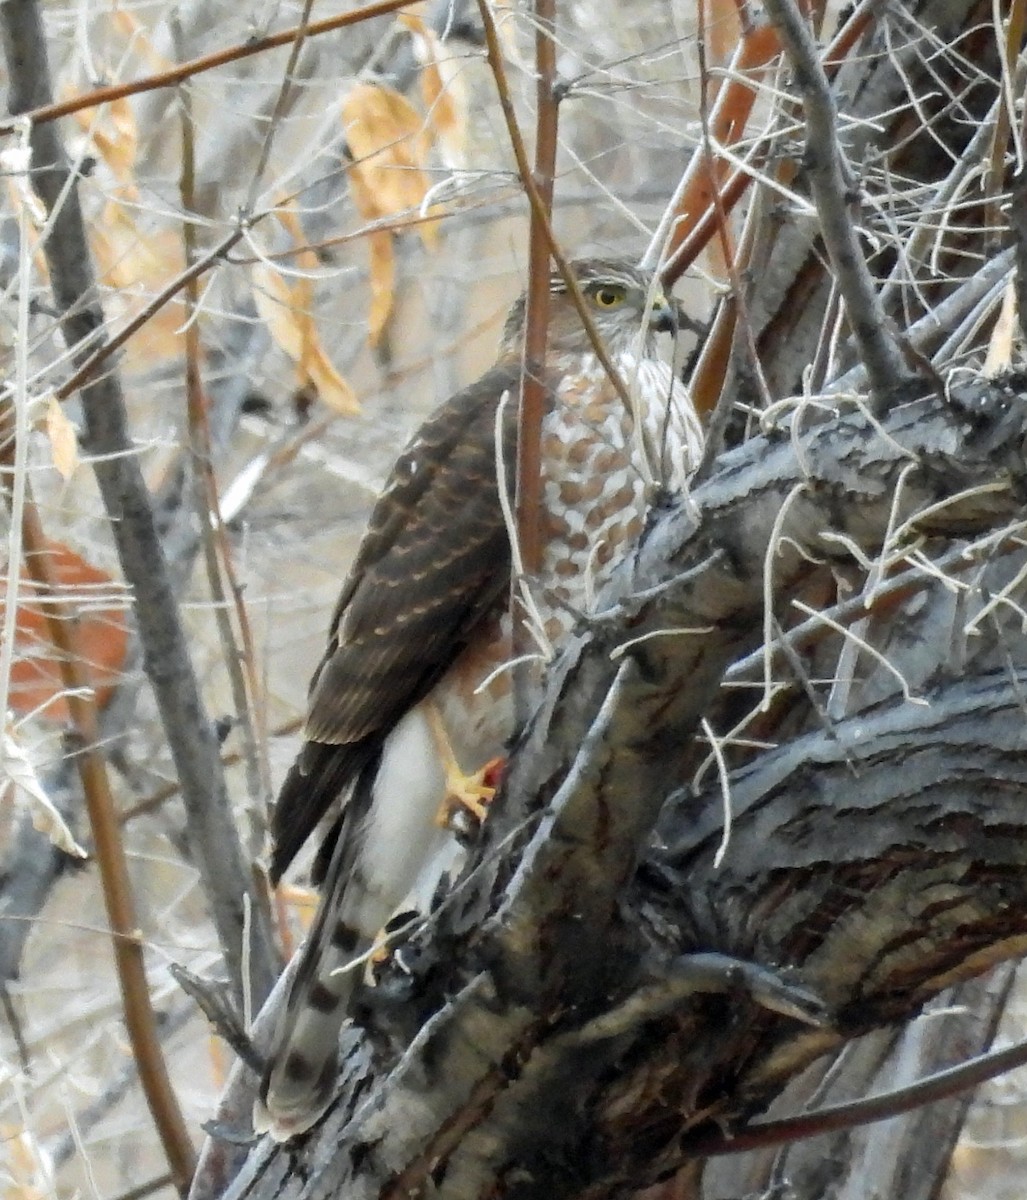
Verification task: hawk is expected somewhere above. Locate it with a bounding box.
[255,258,704,1140]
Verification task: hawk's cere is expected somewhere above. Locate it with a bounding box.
[254,258,704,1140]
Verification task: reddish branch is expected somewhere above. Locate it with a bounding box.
[661,0,877,290]
[0,455,196,1193]
[476,0,634,416]
[0,0,414,136]
[517,0,559,581]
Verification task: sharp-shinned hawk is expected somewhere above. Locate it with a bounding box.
[254,258,704,1140]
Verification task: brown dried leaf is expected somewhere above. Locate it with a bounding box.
[343,81,438,248]
[398,12,469,169]
[109,6,173,74]
[342,81,439,343]
[252,210,360,416]
[74,94,139,184]
[90,201,185,365]
[45,395,78,480]
[366,231,396,348]
[1,540,130,722]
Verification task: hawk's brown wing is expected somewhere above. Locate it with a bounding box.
[269,361,521,883]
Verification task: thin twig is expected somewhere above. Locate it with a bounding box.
[118,717,304,823]
[3,478,197,1193]
[661,0,876,286]
[48,1004,196,1170]
[0,0,414,136]
[476,0,635,414]
[724,536,1015,685]
[516,0,558,583]
[690,9,773,472]
[686,1028,1027,1156]
[647,19,782,277]
[243,0,316,212]
[0,0,281,1010]
[828,247,1016,393]
[508,0,560,715]
[175,31,273,822]
[762,0,909,408]
[54,228,244,402]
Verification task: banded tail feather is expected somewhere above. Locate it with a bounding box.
[253,912,367,1140]
[255,708,451,1140]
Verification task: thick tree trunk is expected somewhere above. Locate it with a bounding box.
[198,372,1027,1199]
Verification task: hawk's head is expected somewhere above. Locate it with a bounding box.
[501,258,678,358]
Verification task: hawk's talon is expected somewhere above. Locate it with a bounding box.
[434,755,503,831]
[424,702,502,831]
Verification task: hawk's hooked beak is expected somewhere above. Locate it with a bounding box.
[650,291,678,334]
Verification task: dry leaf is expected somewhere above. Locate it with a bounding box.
[346,168,398,347]
[70,91,186,369]
[342,82,439,341]
[84,96,139,183]
[1,539,130,721]
[45,395,78,479]
[251,209,360,416]
[984,279,1018,376]
[398,11,469,169]
[109,6,173,75]
[90,201,185,365]
[366,231,396,347]
[343,82,437,242]
[2,722,87,858]
[0,1122,55,1200]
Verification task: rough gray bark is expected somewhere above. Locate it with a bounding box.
[199,371,1027,1199]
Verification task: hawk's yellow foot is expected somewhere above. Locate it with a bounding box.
[425,701,502,828]
[435,754,504,829]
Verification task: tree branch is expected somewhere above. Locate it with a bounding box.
[218,373,1027,1198]
[0,0,414,135]
[9,482,196,1193]
[516,0,558,582]
[761,0,910,407]
[0,0,280,1007]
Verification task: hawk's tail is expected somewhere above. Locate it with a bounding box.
[255,707,455,1140]
[253,913,369,1141]
[255,763,382,1142]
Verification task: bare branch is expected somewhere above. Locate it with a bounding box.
[0,0,415,136]
[1,478,196,1192]
[689,1031,1027,1156]
[224,374,1027,1197]
[761,0,911,407]
[0,0,280,1009]
[516,0,559,584]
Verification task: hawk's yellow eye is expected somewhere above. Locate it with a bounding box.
[592,285,626,308]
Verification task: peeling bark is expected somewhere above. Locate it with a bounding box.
[200,373,1027,1199]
